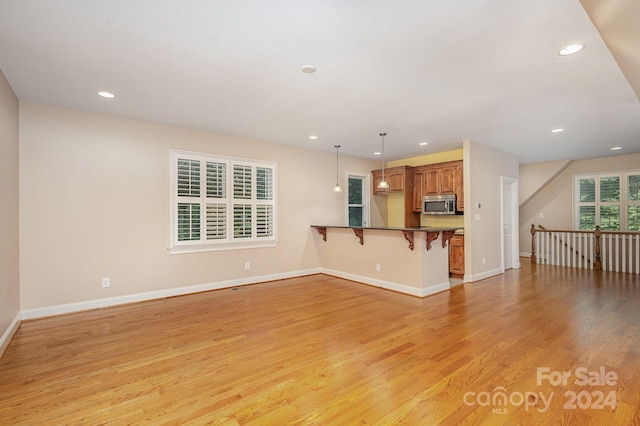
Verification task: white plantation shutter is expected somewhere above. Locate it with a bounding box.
[233,204,252,238]
[206,204,227,240]
[578,178,595,203]
[177,203,201,241]
[206,161,226,199]
[599,175,620,230]
[577,177,596,230]
[177,159,201,197]
[256,167,273,200]
[170,150,276,252]
[629,174,640,201]
[628,173,640,231]
[233,165,252,199]
[256,205,273,237]
[256,167,274,238]
[176,158,202,242]
[600,176,620,202]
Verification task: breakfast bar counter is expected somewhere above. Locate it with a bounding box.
[311,225,461,251]
[310,225,463,298]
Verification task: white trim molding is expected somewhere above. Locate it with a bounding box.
[322,268,450,298]
[17,266,456,322]
[465,267,504,283]
[21,268,322,320]
[0,313,22,358]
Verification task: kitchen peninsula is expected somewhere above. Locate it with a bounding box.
[311,225,462,298]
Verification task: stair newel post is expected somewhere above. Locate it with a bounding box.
[594,225,602,270]
[530,224,537,264]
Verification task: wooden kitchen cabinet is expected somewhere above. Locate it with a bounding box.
[372,165,413,195]
[449,234,464,277]
[438,165,455,194]
[422,168,439,196]
[421,164,455,195]
[412,171,424,212]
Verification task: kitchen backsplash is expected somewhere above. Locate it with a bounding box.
[420,214,464,228]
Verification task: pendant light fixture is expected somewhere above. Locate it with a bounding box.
[333,145,343,192]
[377,132,389,190]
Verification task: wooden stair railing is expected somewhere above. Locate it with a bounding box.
[531,225,640,273]
[538,225,594,268]
[531,225,602,270]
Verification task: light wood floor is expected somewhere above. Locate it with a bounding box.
[1,261,639,425]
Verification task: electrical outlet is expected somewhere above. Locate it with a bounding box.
[482,257,486,265]
[102,277,110,288]
[376,263,381,272]
[244,262,251,270]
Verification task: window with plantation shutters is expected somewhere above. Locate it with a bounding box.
[574,171,640,231]
[170,150,277,253]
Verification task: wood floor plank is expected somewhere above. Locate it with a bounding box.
[1,261,640,424]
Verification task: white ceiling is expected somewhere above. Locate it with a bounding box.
[1,0,639,164]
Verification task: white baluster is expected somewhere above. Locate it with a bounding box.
[620,234,627,272]
[636,235,640,274]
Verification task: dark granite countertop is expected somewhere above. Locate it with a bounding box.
[311,225,462,233]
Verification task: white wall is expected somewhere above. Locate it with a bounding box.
[18,102,384,311]
[0,68,20,354]
[519,159,572,206]
[464,140,519,281]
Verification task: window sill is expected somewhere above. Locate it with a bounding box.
[169,240,278,254]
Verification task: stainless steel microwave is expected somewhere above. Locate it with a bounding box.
[422,194,456,215]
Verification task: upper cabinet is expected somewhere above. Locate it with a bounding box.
[412,160,464,213]
[371,165,414,195]
[423,164,455,195]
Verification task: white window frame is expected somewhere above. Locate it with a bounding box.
[573,170,640,231]
[169,149,277,254]
[345,172,370,227]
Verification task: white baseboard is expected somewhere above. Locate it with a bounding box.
[0,313,22,357]
[18,266,454,321]
[20,268,322,320]
[321,268,450,298]
[465,267,504,283]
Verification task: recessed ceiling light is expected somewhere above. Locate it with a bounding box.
[308,135,318,140]
[611,146,622,151]
[373,152,381,156]
[558,44,585,56]
[301,65,316,74]
[551,128,564,133]
[98,91,115,98]
[419,141,428,146]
